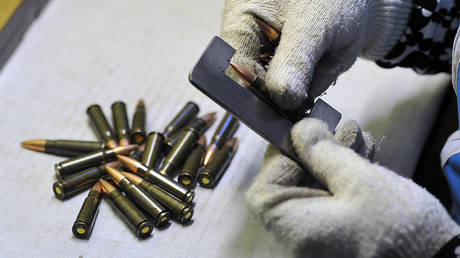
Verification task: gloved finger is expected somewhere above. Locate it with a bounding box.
[291,118,371,194]
[358,131,376,161]
[308,53,344,99]
[255,195,343,255]
[246,144,330,221]
[257,145,329,190]
[334,120,364,152]
[264,6,330,111]
[221,0,265,79]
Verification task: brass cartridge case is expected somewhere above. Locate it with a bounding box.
[139,180,193,224]
[159,117,208,176]
[72,184,102,239]
[178,144,205,188]
[53,164,105,199]
[107,189,153,238]
[163,101,199,138]
[118,155,195,204]
[211,113,239,148]
[45,140,104,157]
[118,178,169,227]
[141,132,164,169]
[87,104,117,148]
[55,145,135,179]
[199,144,236,188]
[130,100,146,144]
[111,101,130,146]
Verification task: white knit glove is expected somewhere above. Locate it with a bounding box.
[222,0,412,110]
[247,118,460,257]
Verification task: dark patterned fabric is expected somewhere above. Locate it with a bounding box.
[376,0,460,74]
[433,234,460,258]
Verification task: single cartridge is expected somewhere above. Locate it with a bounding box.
[178,136,206,188]
[100,179,153,238]
[105,166,169,227]
[53,161,120,200]
[203,112,239,165]
[130,100,146,144]
[21,139,105,157]
[159,113,215,176]
[55,145,136,179]
[72,183,103,239]
[117,155,195,204]
[199,138,238,188]
[123,172,194,224]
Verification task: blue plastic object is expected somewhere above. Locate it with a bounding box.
[443,63,460,223]
[445,154,460,222]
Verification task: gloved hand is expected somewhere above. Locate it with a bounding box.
[222,0,412,111]
[247,118,460,257]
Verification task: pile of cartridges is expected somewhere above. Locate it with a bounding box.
[21,100,239,239]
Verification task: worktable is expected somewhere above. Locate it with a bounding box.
[0,0,450,257]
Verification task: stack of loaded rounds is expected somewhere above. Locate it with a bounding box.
[21,100,240,240]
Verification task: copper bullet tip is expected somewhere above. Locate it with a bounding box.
[226,138,239,152]
[91,182,102,192]
[20,139,46,152]
[137,143,146,152]
[104,165,125,184]
[254,17,280,42]
[106,139,118,149]
[229,62,257,85]
[203,143,218,166]
[259,52,272,62]
[113,144,138,154]
[201,112,217,126]
[137,99,145,108]
[198,135,207,146]
[119,138,130,146]
[122,172,143,185]
[105,160,121,168]
[117,154,141,173]
[99,179,116,194]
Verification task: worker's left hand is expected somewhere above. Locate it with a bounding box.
[247,118,460,257]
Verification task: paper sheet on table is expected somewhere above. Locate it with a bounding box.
[0,0,449,257]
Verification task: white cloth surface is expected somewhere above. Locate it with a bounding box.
[0,0,451,257]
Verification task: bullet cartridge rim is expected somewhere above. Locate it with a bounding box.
[178,173,193,187]
[136,221,154,238]
[131,133,145,144]
[55,163,65,179]
[53,181,66,200]
[156,211,170,228]
[198,172,215,188]
[180,207,194,224]
[72,221,90,239]
[184,191,195,204]
[72,185,102,239]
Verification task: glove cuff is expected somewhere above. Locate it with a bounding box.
[441,131,460,168]
[361,0,412,60]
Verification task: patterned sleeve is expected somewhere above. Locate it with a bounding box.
[375,0,460,74]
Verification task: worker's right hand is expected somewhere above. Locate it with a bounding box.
[221,0,412,111]
[247,118,460,257]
